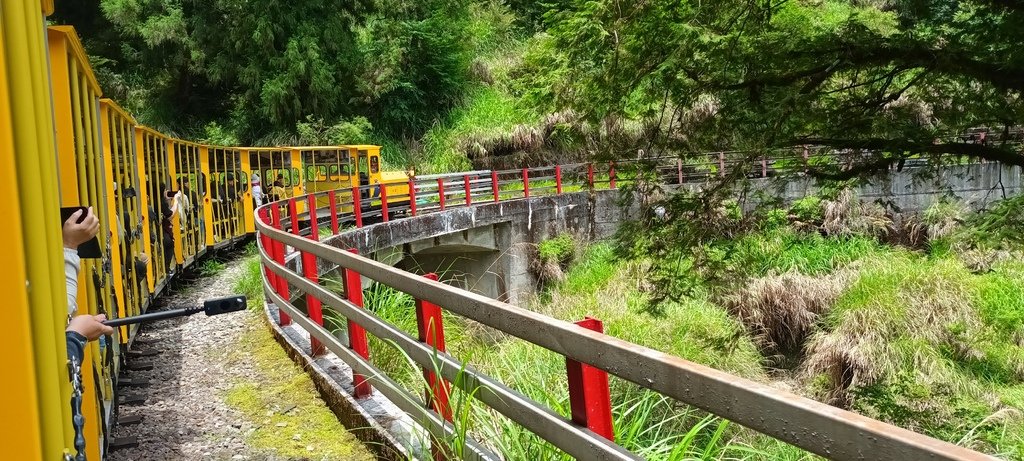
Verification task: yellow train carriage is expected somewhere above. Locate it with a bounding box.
[3,1,79,459]
[100,100,149,344]
[6,4,410,458]
[48,25,121,460]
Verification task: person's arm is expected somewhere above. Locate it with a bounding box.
[62,208,98,315]
[65,331,86,364]
[64,248,80,313]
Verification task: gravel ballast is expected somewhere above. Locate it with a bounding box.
[107,253,373,461]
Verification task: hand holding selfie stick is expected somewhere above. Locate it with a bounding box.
[103,295,247,327]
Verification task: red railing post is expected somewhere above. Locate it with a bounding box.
[416,273,452,461]
[491,171,499,202]
[380,184,389,222]
[345,248,372,398]
[555,165,562,194]
[352,186,363,228]
[587,163,595,190]
[437,178,446,210]
[270,203,290,326]
[415,274,452,413]
[463,175,472,206]
[718,152,726,177]
[522,168,530,197]
[609,162,616,189]
[304,194,325,356]
[328,190,339,235]
[566,317,613,441]
[288,198,299,235]
[409,178,418,216]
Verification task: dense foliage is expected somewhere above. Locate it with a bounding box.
[53,0,478,142]
[529,0,1024,176]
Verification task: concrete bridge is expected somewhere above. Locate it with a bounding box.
[258,159,1015,460]
[317,190,631,304]
[294,161,1022,307]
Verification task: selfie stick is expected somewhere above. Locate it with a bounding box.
[103,295,247,327]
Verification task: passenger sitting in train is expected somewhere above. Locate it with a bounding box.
[62,207,115,461]
[270,179,286,203]
[252,173,264,208]
[175,177,193,231]
[160,186,181,272]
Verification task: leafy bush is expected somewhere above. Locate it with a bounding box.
[788,196,823,224]
[296,116,373,145]
[538,233,576,266]
[960,195,1024,249]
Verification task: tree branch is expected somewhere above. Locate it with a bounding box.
[792,138,1024,180]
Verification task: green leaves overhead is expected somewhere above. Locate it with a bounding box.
[60,0,475,142]
[534,0,1024,174]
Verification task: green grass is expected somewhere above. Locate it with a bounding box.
[234,255,265,307]
[451,242,773,459]
[223,315,373,460]
[419,85,536,173]
[974,261,1024,333]
[728,227,882,278]
[199,258,227,276]
[561,243,618,295]
[803,252,1024,456]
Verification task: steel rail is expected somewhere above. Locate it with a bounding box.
[260,250,640,461]
[255,209,994,461]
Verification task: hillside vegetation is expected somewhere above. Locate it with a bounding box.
[322,192,1022,459]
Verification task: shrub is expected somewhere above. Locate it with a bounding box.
[789,196,823,225]
[538,233,577,266]
[532,233,579,284]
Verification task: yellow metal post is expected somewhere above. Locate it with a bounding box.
[241,148,255,233]
[201,145,215,247]
[0,5,46,458]
[134,127,155,293]
[168,138,183,264]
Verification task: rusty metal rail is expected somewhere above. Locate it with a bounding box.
[255,157,996,461]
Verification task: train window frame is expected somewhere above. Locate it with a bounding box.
[370,155,379,174]
[357,151,368,176]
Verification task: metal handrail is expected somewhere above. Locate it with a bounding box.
[254,161,996,460]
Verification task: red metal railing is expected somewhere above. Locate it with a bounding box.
[253,153,993,461]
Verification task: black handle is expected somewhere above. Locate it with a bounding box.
[103,295,247,327]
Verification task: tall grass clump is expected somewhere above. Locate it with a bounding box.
[799,253,1024,455]
[234,256,265,307]
[420,237,777,459]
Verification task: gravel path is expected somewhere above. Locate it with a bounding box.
[107,252,371,461]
